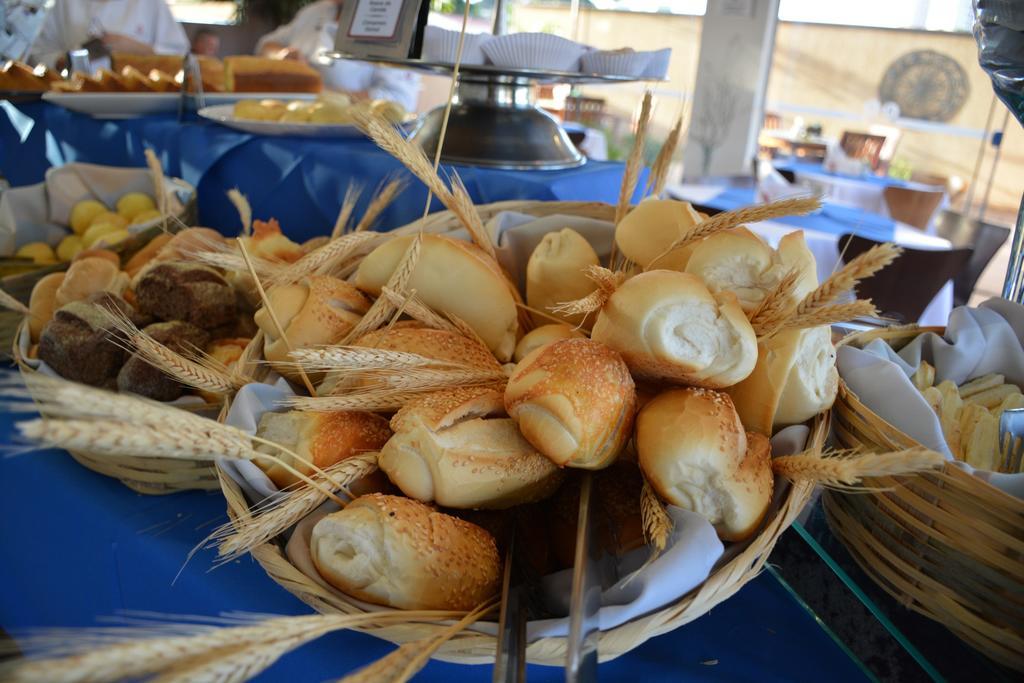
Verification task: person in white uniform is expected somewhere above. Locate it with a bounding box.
[257,0,421,112]
[30,0,189,69]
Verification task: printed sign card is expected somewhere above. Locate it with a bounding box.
[334,0,429,60]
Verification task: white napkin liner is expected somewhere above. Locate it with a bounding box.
[481,33,588,72]
[421,26,491,66]
[580,50,652,78]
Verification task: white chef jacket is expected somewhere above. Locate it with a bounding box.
[256,0,421,112]
[30,0,189,69]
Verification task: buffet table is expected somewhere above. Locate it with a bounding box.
[0,102,645,241]
[0,405,871,682]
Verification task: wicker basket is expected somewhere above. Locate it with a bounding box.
[217,199,832,665]
[825,325,1024,671]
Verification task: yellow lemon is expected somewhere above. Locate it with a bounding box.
[69,199,108,235]
[82,221,124,248]
[56,235,84,261]
[15,242,57,264]
[130,209,162,225]
[116,192,156,220]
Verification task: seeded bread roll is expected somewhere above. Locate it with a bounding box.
[637,388,773,541]
[379,386,563,509]
[505,338,636,469]
[37,293,145,387]
[591,270,757,388]
[726,326,838,435]
[526,228,599,329]
[116,321,211,401]
[311,494,500,610]
[135,263,237,330]
[253,275,371,380]
[355,234,519,362]
[55,257,129,308]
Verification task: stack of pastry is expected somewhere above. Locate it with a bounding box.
[0,61,60,91]
[219,196,847,613]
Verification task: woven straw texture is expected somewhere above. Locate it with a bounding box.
[825,325,1024,671]
[218,199,829,665]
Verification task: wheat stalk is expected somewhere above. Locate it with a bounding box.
[749,269,801,338]
[615,91,653,228]
[355,177,406,233]
[640,479,672,553]
[331,183,363,239]
[269,231,384,286]
[449,174,496,261]
[646,113,684,198]
[284,390,437,413]
[795,242,900,313]
[288,346,466,372]
[645,196,822,270]
[784,300,879,330]
[227,188,252,236]
[0,288,30,315]
[144,148,168,223]
[339,234,422,345]
[101,309,242,395]
[550,266,624,318]
[379,286,460,333]
[772,447,944,489]
[208,454,379,563]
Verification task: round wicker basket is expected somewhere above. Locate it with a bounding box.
[825,325,1024,671]
[217,199,832,665]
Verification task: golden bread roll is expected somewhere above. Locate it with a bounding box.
[112,54,184,76]
[72,248,120,266]
[224,56,322,93]
[505,338,636,469]
[614,199,703,268]
[239,218,302,263]
[726,326,838,435]
[123,233,173,278]
[233,98,286,121]
[525,227,599,329]
[28,272,66,342]
[254,409,392,490]
[379,386,563,509]
[591,270,757,388]
[310,494,500,610]
[513,323,584,362]
[684,228,818,312]
[637,388,773,541]
[355,234,519,361]
[254,275,370,379]
[54,257,129,308]
[279,101,316,122]
[370,98,407,123]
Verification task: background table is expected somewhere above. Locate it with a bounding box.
[0,405,872,682]
[0,102,646,242]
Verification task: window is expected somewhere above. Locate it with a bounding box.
[166,0,240,25]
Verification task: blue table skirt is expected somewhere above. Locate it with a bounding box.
[1,103,645,241]
[0,406,867,682]
[774,157,922,190]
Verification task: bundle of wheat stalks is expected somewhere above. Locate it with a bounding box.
[2,98,945,682]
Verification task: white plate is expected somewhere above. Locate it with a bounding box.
[197,103,367,138]
[41,92,317,119]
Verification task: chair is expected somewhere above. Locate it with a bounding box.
[883,186,946,230]
[763,112,782,130]
[840,131,888,170]
[933,210,1011,306]
[838,234,973,323]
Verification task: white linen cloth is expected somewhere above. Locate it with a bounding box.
[836,299,1024,498]
[255,0,421,112]
[30,0,189,71]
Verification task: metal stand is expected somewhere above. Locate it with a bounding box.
[1001,193,1024,303]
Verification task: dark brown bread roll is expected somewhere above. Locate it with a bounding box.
[135,263,237,330]
[37,293,146,388]
[116,321,211,401]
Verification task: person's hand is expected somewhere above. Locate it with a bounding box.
[272,47,305,62]
[100,32,154,55]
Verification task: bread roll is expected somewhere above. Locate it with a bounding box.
[135,263,237,330]
[726,326,838,435]
[591,270,757,388]
[513,323,584,362]
[505,338,635,469]
[55,257,129,308]
[637,388,773,541]
[311,494,500,610]
[355,234,519,361]
[116,321,210,401]
[684,228,818,312]
[240,218,303,263]
[526,228,599,328]
[379,386,562,509]
[254,275,370,379]
[199,337,250,403]
[28,272,66,342]
[254,410,391,490]
[123,233,173,278]
[614,199,703,268]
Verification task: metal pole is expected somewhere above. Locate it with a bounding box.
[963,93,997,217]
[491,0,508,36]
[569,0,581,41]
[1001,192,1024,302]
[979,108,1010,223]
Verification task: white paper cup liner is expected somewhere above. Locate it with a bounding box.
[481,33,587,72]
[421,26,490,66]
[641,48,672,79]
[581,50,653,78]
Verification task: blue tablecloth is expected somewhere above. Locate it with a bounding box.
[774,158,922,190]
[698,186,896,243]
[1,102,646,241]
[0,405,867,682]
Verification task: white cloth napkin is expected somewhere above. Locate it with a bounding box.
[756,158,802,203]
[823,142,866,176]
[836,299,1024,497]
